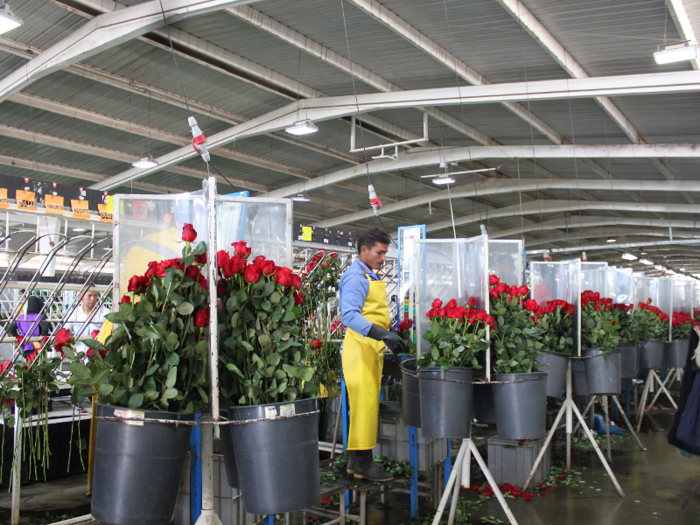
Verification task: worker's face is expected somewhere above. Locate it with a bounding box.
[82,292,98,311]
[360,242,388,271]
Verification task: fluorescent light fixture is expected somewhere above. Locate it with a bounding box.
[641,252,647,255]
[291,193,310,202]
[654,265,664,270]
[621,253,637,261]
[285,119,318,136]
[640,259,654,266]
[132,155,158,169]
[680,267,686,271]
[432,174,456,185]
[654,45,697,65]
[72,227,86,233]
[667,270,676,275]
[0,5,22,36]
[606,237,616,243]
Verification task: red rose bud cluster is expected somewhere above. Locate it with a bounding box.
[309,338,323,350]
[398,319,413,332]
[304,250,338,275]
[637,299,669,322]
[54,328,74,358]
[216,241,304,304]
[581,290,614,311]
[182,223,197,243]
[426,298,495,327]
[489,275,529,301]
[672,311,698,327]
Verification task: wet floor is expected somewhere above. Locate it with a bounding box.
[363,409,700,525]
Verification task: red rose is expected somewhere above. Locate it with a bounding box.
[15,335,23,346]
[495,282,509,294]
[217,250,230,269]
[476,310,486,322]
[194,308,209,328]
[517,286,529,296]
[438,308,447,317]
[432,299,443,309]
[182,223,197,242]
[310,338,323,350]
[564,305,574,315]
[226,255,246,277]
[119,294,131,305]
[594,304,601,312]
[244,264,262,283]
[524,299,538,312]
[253,255,267,268]
[291,273,302,291]
[231,241,251,258]
[185,265,200,281]
[55,328,72,347]
[195,253,207,265]
[261,260,276,276]
[217,279,226,296]
[399,319,413,331]
[128,275,146,293]
[198,274,208,290]
[91,329,100,339]
[611,321,617,326]
[446,299,458,310]
[489,289,499,300]
[330,253,338,259]
[294,291,304,306]
[489,275,500,286]
[467,296,476,307]
[275,267,293,287]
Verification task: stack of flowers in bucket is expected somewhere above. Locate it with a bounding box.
[413,297,492,439]
[634,298,670,371]
[577,290,623,396]
[667,311,698,368]
[215,240,319,515]
[488,277,549,440]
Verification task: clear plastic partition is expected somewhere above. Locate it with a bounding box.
[414,235,488,357]
[115,193,293,297]
[581,261,607,293]
[216,196,293,268]
[488,239,523,286]
[604,267,634,305]
[658,278,673,341]
[673,280,694,316]
[531,260,581,355]
[114,193,207,296]
[635,276,659,307]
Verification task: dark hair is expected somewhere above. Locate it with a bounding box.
[357,228,391,254]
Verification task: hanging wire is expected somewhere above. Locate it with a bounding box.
[158,0,190,113]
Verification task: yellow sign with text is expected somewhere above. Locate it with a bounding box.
[45,194,65,216]
[71,199,91,219]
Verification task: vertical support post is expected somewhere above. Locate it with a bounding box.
[409,425,418,518]
[444,438,451,496]
[350,117,356,151]
[10,404,21,525]
[341,379,350,510]
[190,413,203,524]
[264,515,274,525]
[565,361,572,474]
[602,396,612,462]
[4,211,9,250]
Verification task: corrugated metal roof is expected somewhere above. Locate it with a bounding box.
[6,0,88,50]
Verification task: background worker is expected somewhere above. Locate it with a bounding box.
[68,290,109,354]
[339,228,407,481]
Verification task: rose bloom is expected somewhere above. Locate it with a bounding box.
[195,253,207,265]
[489,275,500,286]
[119,295,131,305]
[275,267,293,287]
[194,308,209,328]
[309,338,323,350]
[217,250,230,268]
[293,291,304,306]
[399,319,413,331]
[261,260,276,276]
[231,241,252,258]
[291,274,302,291]
[182,223,197,242]
[244,264,262,283]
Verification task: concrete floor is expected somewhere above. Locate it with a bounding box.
[1,410,698,525]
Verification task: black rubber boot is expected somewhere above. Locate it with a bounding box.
[346,451,356,475]
[353,450,393,482]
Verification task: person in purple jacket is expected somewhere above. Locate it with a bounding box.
[8,296,50,357]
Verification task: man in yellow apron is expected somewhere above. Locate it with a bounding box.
[339,228,407,481]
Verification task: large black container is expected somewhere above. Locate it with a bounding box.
[666,339,689,368]
[419,366,474,439]
[583,348,621,395]
[400,358,421,427]
[473,382,496,424]
[91,404,193,525]
[228,398,320,515]
[492,372,547,440]
[640,339,665,370]
[618,342,640,379]
[220,423,240,489]
[572,358,588,397]
[536,351,569,398]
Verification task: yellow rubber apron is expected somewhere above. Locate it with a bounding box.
[342,273,390,450]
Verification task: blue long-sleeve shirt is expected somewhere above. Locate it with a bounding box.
[339,258,381,337]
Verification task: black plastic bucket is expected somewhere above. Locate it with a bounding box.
[220,423,240,489]
[572,358,588,396]
[419,366,474,439]
[400,358,421,427]
[492,372,547,440]
[473,382,496,424]
[536,351,569,398]
[228,398,320,515]
[91,404,193,525]
[618,342,640,379]
[640,339,665,370]
[666,339,689,368]
[583,348,621,395]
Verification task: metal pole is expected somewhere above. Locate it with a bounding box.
[611,396,645,451]
[409,425,418,518]
[10,404,22,525]
[468,440,520,525]
[431,440,467,525]
[194,176,222,525]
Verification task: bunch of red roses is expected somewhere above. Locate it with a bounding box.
[580,289,622,353]
[426,298,496,327]
[637,299,670,322]
[672,310,698,340]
